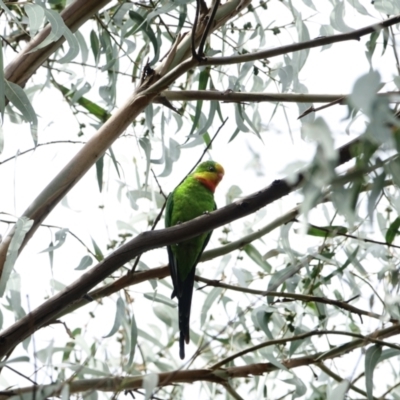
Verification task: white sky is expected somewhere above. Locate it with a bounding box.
[1,0,400,398]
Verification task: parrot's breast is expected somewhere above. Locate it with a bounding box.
[170,178,215,281]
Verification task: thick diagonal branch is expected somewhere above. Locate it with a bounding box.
[0,134,360,357]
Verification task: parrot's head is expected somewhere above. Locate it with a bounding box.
[193,161,224,193]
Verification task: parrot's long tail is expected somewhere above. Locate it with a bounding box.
[178,267,196,360]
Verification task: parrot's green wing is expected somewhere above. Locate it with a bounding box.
[165,192,182,298]
[177,200,216,358]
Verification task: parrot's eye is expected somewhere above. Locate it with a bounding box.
[208,166,214,172]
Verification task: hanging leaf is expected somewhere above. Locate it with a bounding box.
[127,312,138,367]
[144,292,177,308]
[96,154,104,192]
[58,28,80,63]
[243,244,271,272]
[365,345,382,400]
[143,373,159,400]
[75,255,93,271]
[91,238,104,261]
[128,11,160,65]
[0,217,33,297]
[5,80,38,144]
[25,4,45,37]
[103,297,125,338]
[386,217,400,244]
[40,228,69,253]
[305,225,347,237]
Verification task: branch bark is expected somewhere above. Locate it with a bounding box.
[161,90,400,104]
[200,14,400,67]
[4,0,112,86]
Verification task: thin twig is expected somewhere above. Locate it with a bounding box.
[0,217,97,258]
[129,168,169,273]
[0,141,86,165]
[198,0,220,58]
[195,276,397,323]
[378,380,400,400]
[3,365,38,386]
[199,14,400,67]
[350,272,385,307]
[297,97,345,119]
[302,222,400,250]
[130,198,168,273]
[389,25,400,76]
[317,362,372,399]
[221,383,245,400]
[183,116,228,180]
[211,329,400,370]
[95,15,137,67]
[191,0,201,58]
[151,168,168,199]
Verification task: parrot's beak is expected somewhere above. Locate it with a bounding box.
[216,163,225,182]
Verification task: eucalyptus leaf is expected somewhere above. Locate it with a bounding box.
[103,297,125,338]
[25,4,45,36]
[127,313,138,367]
[200,287,222,326]
[143,372,159,400]
[75,255,93,271]
[365,345,382,400]
[5,81,38,144]
[0,217,33,297]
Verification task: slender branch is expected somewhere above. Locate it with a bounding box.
[183,117,227,178]
[0,141,87,165]
[1,324,399,398]
[221,383,245,400]
[317,363,372,399]
[297,97,345,119]
[378,380,400,399]
[200,14,400,67]
[161,89,400,104]
[197,0,220,58]
[301,221,400,250]
[195,277,397,323]
[191,0,201,58]
[211,328,400,370]
[389,25,400,76]
[0,218,97,258]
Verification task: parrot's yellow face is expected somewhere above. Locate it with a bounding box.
[194,162,224,193]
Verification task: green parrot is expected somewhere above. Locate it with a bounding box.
[165,161,225,359]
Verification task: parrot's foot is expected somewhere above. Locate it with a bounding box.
[83,293,93,302]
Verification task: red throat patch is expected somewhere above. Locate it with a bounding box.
[194,169,224,193]
[194,175,218,192]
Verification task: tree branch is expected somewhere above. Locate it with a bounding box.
[161,90,400,104]
[1,324,399,398]
[211,328,400,369]
[5,0,111,87]
[200,14,400,67]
